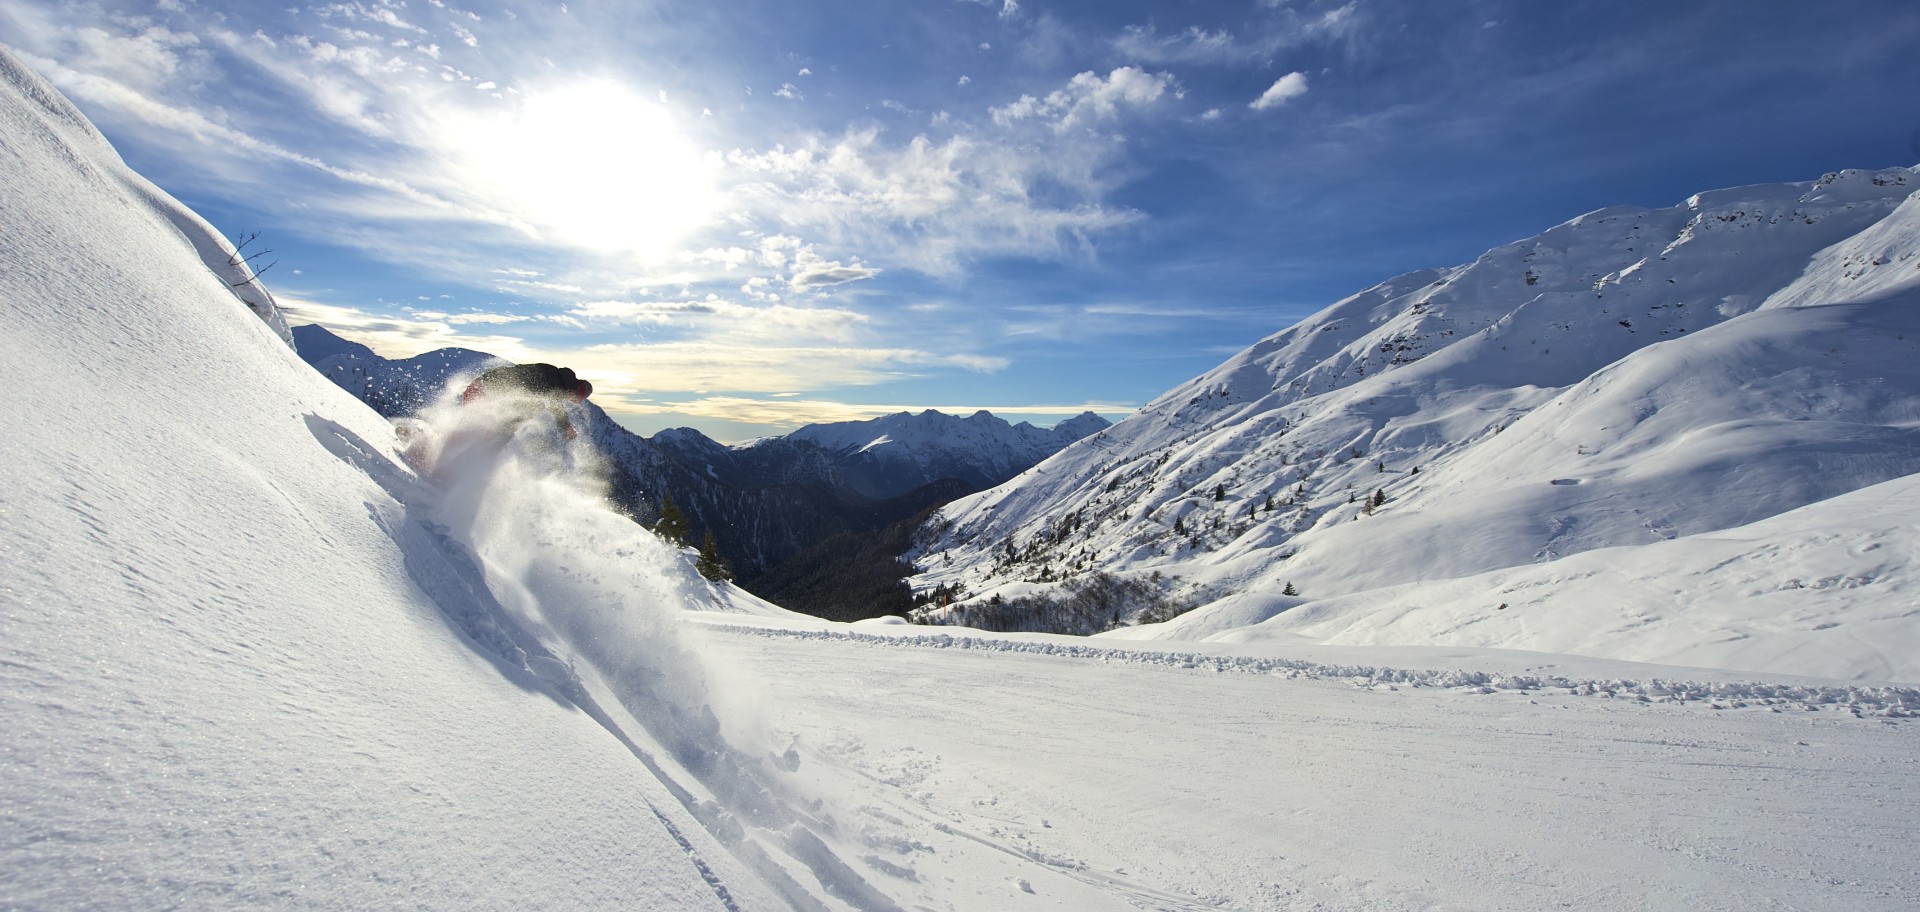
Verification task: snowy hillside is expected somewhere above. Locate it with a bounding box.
[781,409,1111,499]
[910,163,1920,681]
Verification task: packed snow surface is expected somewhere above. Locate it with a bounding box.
[4,45,1918,911]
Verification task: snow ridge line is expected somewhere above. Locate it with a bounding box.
[705,624,1920,717]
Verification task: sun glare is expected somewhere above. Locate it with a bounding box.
[453,80,719,260]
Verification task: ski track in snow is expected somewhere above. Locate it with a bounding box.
[701,622,1920,718]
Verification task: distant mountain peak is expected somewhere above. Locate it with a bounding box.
[782,408,1111,500]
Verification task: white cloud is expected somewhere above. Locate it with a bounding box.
[788,249,879,291]
[493,277,587,294]
[66,25,200,87]
[566,299,717,324]
[724,127,1140,275]
[1250,71,1309,110]
[565,295,869,344]
[958,0,1020,20]
[991,67,1174,130]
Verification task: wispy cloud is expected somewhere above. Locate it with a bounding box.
[409,310,535,326]
[1112,25,1241,64]
[1113,2,1363,65]
[580,340,1008,396]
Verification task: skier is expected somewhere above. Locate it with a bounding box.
[400,362,593,479]
[458,362,593,440]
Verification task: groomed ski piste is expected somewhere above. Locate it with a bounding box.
[3,44,1918,911]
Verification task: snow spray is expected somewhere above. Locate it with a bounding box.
[408,388,906,910]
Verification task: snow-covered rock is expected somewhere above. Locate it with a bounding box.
[912,162,1920,681]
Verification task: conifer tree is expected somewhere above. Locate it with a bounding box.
[696,530,732,581]
[655,494,691,547]
[1283,581,1299,596]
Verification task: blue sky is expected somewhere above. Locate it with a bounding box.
[8,0,1919,441]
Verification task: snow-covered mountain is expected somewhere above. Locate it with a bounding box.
[777,408,1110,499]
[910,163,1920,680]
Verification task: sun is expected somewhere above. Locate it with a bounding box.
[451,80,719,260]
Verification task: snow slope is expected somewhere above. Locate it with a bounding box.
[910,162,1920,681]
